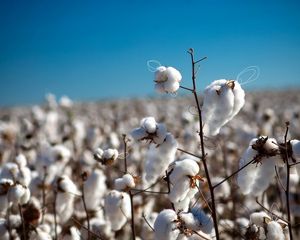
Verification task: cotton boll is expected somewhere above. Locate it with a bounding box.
[83,169,107,211]
[155,66,167,82]
[141,117,157,133]
[153,123,167,145]
[0,162,19,182]
[0,179,13,213]
[266,221,285,240]
[114,173,136,191]
[154,209,180,240]
[59,95,73,109]
[15,154,27,168]
[94,148,104,161]
[141,212,158,240]
[130,127,148,141]
[202,79,245,136]
[291,139,300,176]
[163,81,180,93]
[165,67,182,83]
[169,176,191,204]
[144,133,177,185]
[250,211,271,227]
[169,159,199,183]
[104,190,131,231]
[29,227,52,240]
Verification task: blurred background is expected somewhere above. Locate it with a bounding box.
[0,0,299,106]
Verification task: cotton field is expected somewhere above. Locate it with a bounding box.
[0,59,300,239]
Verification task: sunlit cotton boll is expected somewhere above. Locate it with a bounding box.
[237,137,280,196]
[290,139,300,175]
[83,169,107,211]
[114,173,136,191]
[168,159,200,207]
[250,211,271,227]
[154,209,180,240]
[154,66,182,93]
[202,79,245,136]
[144,133,178,185]
[7,183,30,205]
[104,190,131,231]
[56,176,80,224]
[130,117,167,145]
[266,221,285,240]
[94,148,118,166]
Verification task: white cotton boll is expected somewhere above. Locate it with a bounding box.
[169,159,199,183]
[165,67,182,84]
[250,211,271,227]
[104,190,131,231]
[190,207,213,234]
[155,66,167,82]
[266,221,285,240]
[130,127,148,141]
[179,212,199,230]
[17,167,31,187]
[169,176,191,204]
[51,145,71,164]
[103,149,118,161]
[202,79,245,136]
[249,157,277,196]
[228,80,245,120]
[0,179,13,212]
[114,173,136,191]
[141,117,157,133]
[59,95,73,109]
[153,123,167,145]
[163,80,180,93]
[15,154,27,168]
[94,148,104,160]
[144,133,177,185]
[83,169,107,211]
[0,162,19,181]
[57,176,80,196]
[29,228,52,240]
[154,209,180,240]
[7,184,30,205]
[291,140,300,175]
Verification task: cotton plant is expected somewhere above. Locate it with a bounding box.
[114,173,137,191]
[7,182,31,206]
[81,168,107,211]
[154,209,180,240]
[245,211,287,240]
[94,147,119,166]
[104,190,131,231]
[168,158,204,211]
[202,79,245,136]
[237,136,282,196]
[154,66,182,93]
[55,175,80,224]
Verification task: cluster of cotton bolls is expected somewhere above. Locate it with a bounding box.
[0,81,300,240]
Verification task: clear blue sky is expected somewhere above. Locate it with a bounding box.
[0,0,300,106]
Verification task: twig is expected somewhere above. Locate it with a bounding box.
[72,217,104,240]
[274,166,286,192]
[177,147,203,159]
[122,134,128,173]
[187,48,220,240]
[289,161,300,167]
[18,203,26,240]
[142,213,155,232]
[255,198,289,224]
[283,122,293,240]
[179,85,194,92]
[81,172,90,240]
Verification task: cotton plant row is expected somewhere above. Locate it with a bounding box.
[0,50,299,239]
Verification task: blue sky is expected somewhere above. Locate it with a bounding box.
[0,0,300,106]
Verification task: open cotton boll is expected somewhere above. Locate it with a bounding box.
[56,176,79,224]
[290,139,300,176]
[144,133,178,185]
[154,209,180,240]
[141,117,157,133]
[29,227,52,240]
[59,95,73,109]
[131,127,148,140]
[169,176,192,204]
[154,66,182,94]
[95,148,118,166]
[237,137,280,196]
[83,169,107,211]
[202,79,245,136]
[114,173,136,191]
[7,184,30,205]
[155,66,167,82]
[104,190,131,231]
[250,211,271,227]
[266,221,285,240]
[169,159,199,183]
